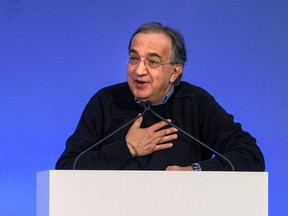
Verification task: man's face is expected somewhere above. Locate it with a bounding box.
[127,32,182,105]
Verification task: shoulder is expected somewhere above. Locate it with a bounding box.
[100,82,130,94]
[91,82,133,102]
[81,82,133,115]
[175,81,214,101]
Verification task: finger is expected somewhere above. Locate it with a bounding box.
[155,127,178,138]
[149,119,171,131]
[156,133,178,143]
[166,165,180,171]
[166,165,192,171]
[131,115,143,128]
[165,165,176,171]
[154,143,173,152]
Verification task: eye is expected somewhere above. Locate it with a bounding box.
[129,56,138,60]
[129,55,139,64]
[147,58,160,67]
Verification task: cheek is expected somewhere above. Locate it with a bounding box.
[150,71,170,84]
[127,68,133,78]
[149,70,162,80]
[127,67,134,77]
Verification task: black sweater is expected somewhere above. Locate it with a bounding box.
[56,81,265,171]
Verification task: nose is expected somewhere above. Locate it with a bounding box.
[135,59,148,76]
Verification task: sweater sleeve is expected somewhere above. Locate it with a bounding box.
[56,136,135,170]
[196,92,265,171]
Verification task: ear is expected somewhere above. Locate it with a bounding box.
[169,64,183,83]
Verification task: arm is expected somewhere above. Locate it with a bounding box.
[55,94,136,170]
[164,87,265,171]
[195,93,265,171]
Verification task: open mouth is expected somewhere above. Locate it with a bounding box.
[136,80,146,84]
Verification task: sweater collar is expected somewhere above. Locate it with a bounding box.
[135,85,175,105]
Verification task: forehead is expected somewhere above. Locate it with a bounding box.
[130,32,172,57]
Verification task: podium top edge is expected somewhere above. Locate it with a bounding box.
[37,170,268,176]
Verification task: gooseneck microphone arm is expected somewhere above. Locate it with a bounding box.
[144,100,235,171]
[72,102,148,170]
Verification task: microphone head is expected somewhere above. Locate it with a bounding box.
[145,100,152,107]
[139,100,151,107]
[138,100,151,111]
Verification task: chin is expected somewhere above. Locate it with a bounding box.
[132,91,149,100]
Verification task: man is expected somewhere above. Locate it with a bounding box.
[56,22,265,171]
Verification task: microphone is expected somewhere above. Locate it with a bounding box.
[72,101,148,170]
[144,100,235,171]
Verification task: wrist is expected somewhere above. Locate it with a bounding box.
[126,141,137,157]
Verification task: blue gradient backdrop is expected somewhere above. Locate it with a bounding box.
[0,1,287,215]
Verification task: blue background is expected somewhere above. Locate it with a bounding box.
[0,0,287,215]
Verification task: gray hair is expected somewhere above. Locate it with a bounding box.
[128,22,187,86]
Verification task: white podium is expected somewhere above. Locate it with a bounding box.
[37,170,268,216]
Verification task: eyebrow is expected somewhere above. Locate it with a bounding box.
[129,49,162,59]
[129,49,138,55]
